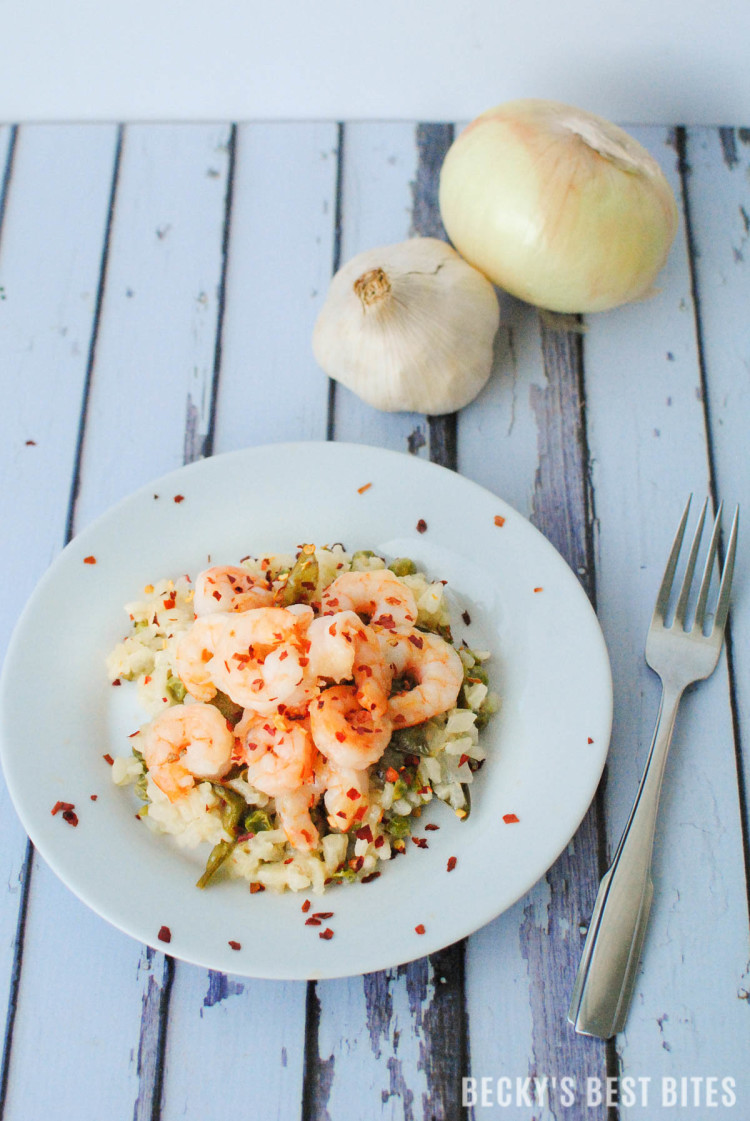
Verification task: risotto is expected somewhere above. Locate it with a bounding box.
[108,545,498,895]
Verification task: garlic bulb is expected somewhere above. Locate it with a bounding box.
[439,99,679,313]
[312,237,499,415]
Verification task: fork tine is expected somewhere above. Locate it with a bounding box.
[675,497,708,627]
[695,500,723,630]
[652,496,692,623]
[713,505,739,635]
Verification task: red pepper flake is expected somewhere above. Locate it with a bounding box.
[447,856,457,872]
[228,940,241,951]
[416,519,427,534]
[407,634,424,649]
[385,766,399,783]
[425,823,440,831]
[357,482,373,494]
[284,857,294,865]
[90,794,98,801]
[458,753,470,767]
[587,737,594,744]
[301,899,311,913]
[502,813,520,824]
[346,787,360,800]
[335,731,346,743]
[158,925,172,943]
[494,514,506,527]
[305,916,322,926]
[461,610,471,626]
[102,753,114,766]
[374,835,385,849]
[51,800,74,816]
[356,825,373,843]
[319,928,334,940]
[313,911,334,920]
[162,596,176,610]
[25,439,37,446]
[83,555,97,565]
[173,494,185,503]
[250,882,265,894]
[111,679,121,687]
[412,836,428,849]
[361,871,381,883]
[533,587,543,594]
[414,924,426,935]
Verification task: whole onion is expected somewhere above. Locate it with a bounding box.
[438,99,679,314]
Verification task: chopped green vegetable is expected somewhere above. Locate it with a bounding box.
[196,839,235,889]
[242,808,273,834]
[282,547,319,605]
[388,557,417,577]
[210,690,244,724]
[386,816,412,839]
[389,724,431,756]
[166,674,187,703]
[213,786,246,833]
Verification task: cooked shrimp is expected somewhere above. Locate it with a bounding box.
[376,629,464,728]
[236,711,319,849]
[140,702,234,802]
[310,684,392,769]
[315,756,369,831]
[193,565,275,616]
[173,613,228,701]
[320,569,418,631]
[211,606,315,713]
[307,610,392,716]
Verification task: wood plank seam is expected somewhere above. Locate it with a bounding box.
[202,123,238,462]
[325,122,344,445]
[676,125,750,924]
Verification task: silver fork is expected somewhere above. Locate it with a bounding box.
[568,496,739,1039]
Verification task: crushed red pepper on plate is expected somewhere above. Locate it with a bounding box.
[319,928,334,940]
[494,515,505,526]
[416,519,427,534]
[357,482,372,494]
[158,925,171,943]
[228,940,241,951]
[447,856,457,872]
[502,813,520,824]
[83,556,97,565]
[102,753,114,766]
[415,924,426,935]
[173,494,185,503]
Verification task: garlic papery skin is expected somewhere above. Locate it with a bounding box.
[438,99,679,314]
[312,237,500,415]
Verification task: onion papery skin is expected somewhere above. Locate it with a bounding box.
[439,99,679,314]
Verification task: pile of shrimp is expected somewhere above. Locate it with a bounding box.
[135,561,466,866]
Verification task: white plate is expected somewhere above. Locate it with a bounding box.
[0,442,612,979]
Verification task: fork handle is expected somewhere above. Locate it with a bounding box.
[568,680,684,1039]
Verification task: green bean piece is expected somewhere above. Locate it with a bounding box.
[282,547,319,605]
[196,839,236,889]
[165,673,187,703]
[389,724,432,757]
[243,808,273,834]
[350,549,377,565]
[388,557,417,577]
[211,690,244,725]
[213,786,246,834]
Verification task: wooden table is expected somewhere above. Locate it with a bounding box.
[0,120,748,1120]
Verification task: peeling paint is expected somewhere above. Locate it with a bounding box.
[719,128,739,170]
[202,970,244,1010]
